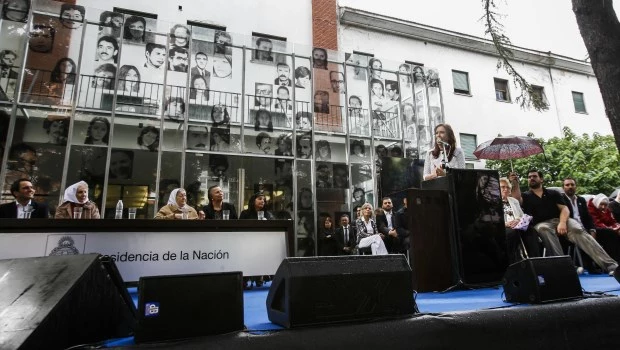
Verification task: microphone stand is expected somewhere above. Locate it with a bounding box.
[440,142,450,170]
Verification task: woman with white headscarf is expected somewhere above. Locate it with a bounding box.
[588,194,620,232]
[55,181,100,219]
[155,188,198,219]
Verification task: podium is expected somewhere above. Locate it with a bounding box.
[408,169,508,292]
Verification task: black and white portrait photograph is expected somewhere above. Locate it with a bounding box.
[275,159,293,186]
[0,50,18,79]
[314,90,329,114]
[297,133,312,159]
[212,54,232,79]
[170,24,190,49]
[29,24,55,53]
[186,125,208,150]
[50,57,76,84]
[165,96,185,121]
[316,162,332,188]
[253,37,274,63]
[144,43,166,71]
[186,124,214,152]
[95,35,119,64]
[214,31,232,55]
[274,86,292,113]
[109,150,133,180]
[348,95,368,135]
[385,80,400,101]
[315,140,331,161]
[117,65,141,94]
[295,111,312,130]
[275,133,292,156]
[98,11,123,38]
[168,46,189,73]
[210,104,230,127]
[350,139,367,160]
[329,71,345,94]
[413,65,426,85]
[345,52,367,80]
[255,131,272,154]
[312,47,327,70]
[332,164,349,189]
[123,15,147,45]
[209,154,229,179]
[2,0,30,23]
[84,116,110,145]
[274,63,292,86]
[190,74,209,102]
[254,83,272,108]
[294,66,311,89]
[59,4,85,30]
[254,109,273,132]
[137,126,159,152]
[399,63,412,87]
[43,115,69,145]
[92,63,116,89]
[190,49,211,80]
[298,188,313,210]
[369,58,382,79]
[426,68,440,87]
[210,127,230,152]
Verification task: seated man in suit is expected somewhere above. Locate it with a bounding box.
[334,214,356,255]
[376,197,405,254]
[0,178,49,218]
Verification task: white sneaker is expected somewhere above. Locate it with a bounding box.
[576,267,584,275]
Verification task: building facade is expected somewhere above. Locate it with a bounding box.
[0,0,610,257]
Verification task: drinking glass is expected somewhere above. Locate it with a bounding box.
[128,208,137,219]
[222,209,230,220]
[257,211,265,220]
[73,207,83,219]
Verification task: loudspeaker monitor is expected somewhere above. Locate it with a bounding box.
[502,256,583,304]
[0,254,135,350]
[266,255,416,328]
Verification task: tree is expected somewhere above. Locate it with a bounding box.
[486,127,620,195]
[483,0,620,151]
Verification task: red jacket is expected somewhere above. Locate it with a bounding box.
[587,199,620,230]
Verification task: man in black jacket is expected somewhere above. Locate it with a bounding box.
[0,178,49,218]
[334,214,356,255]
[376,197,408,254]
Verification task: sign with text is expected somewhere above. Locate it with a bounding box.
[0,230,287,281]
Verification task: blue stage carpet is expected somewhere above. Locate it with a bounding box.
[106,274,620,347]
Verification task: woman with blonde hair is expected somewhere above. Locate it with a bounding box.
[55,181,100,219]
[355,202,388,255]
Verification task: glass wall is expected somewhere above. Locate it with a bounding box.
[0,0,444,257]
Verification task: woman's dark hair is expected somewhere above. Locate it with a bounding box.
[430,123,457,161]
[316,140,331,160]
[50,57,76,84]
[413,65,426,84]
[117,65,141,92]
[190,75,209,101]
[254,110,273,132]
[209,127,230,150]
[298,187,313,209]
[351,139,365,156]
[137,126,159,151]
[123,16,146,42]
[210,105,230,128]
[319,214,334,234]
[84,117,110,144]
[246,192,266,214]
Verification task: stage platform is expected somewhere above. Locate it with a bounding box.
[105,274,620,349]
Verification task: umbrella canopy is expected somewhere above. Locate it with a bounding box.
[474,136,544,161]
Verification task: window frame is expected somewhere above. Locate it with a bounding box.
[572,91,587,114]
[452,70,471,95]
[459,133,478,161]
[493,78,510,102]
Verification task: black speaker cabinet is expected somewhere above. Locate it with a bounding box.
[0,254,135,350]
[266,255,416,328]
[502,256,583,304]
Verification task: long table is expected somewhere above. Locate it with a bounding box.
[0,219,294,282]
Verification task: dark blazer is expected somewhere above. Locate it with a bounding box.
[0,201,49,219]
[376,211,405,253]
[239,210,274,220]
[202,202,237,220]
[334,225,357,255]
[190,67,211,80]
[563,194,595,231]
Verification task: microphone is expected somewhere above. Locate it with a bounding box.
[437,140,450,146]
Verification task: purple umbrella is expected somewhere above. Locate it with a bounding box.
[473,136,544,171]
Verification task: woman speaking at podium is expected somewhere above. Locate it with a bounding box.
[423,123,465,180]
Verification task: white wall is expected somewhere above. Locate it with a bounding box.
[338,24,613,152]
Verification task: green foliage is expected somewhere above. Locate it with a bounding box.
[486,127,620,195]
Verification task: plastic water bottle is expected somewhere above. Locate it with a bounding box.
[115,200,123,219]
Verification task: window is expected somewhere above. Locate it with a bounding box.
[452,70,470,95]
[531,85,548,109]
[572,91,586,113]
[494,78,510,102]
[460,133,477,161]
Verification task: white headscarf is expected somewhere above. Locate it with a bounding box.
[168,188,186,208]
[63,181,89,204]
[593,193,609,209]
